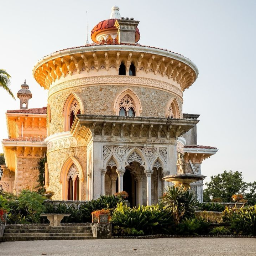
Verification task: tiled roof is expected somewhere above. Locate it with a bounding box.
[7,107,47,114]
[3,137,46,142]
[91,18,140,43]
[41,43,186,60]
[184,145,217,149]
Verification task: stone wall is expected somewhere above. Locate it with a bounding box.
[48,81,183,135]
[0,168,14,193]
[15,157,40,193]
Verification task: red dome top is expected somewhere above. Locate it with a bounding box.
[91,19,140,44]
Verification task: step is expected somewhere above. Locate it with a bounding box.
[4,227,92,233]
[3,235,95,241]
[4,233,93,237]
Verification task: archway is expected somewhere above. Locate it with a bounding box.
[124,161,144,207]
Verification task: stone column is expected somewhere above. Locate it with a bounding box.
[163,170,170,192]
[116,169,125,192]
[101,169,107,196]
[87,173,91,201]
[145,170,153,206]
[137,175,143,206]
[111,176,117,195]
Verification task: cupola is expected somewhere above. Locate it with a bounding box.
[91,6,140,45]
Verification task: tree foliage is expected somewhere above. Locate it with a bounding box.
[0,153,5,165]
[0,69,15,99]
[204,170,256,205]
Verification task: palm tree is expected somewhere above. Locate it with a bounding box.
[0,69,15,99]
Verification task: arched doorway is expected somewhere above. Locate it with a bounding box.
[67,164,80,200]
[124,161,144,207]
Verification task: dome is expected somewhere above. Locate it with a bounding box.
[17,80,32,96]
[91,7,140,44]
[91,19,140,44]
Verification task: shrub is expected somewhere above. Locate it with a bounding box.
[209,226,231,236]
[223,206,256,236]
[161,186,196,224]
[111,203,175,235]
[198,202,225,212]
[177,218,210,236]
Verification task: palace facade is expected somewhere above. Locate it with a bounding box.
[0,6,217,205]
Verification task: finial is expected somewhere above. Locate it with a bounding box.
[110,6,121,19]
[24,79,26,84]
[86,11,89,45]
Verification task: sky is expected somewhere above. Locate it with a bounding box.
[0,0,256,183]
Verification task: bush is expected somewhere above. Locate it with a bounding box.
[223,206,256,236]
[209,226,231,236]
[111,203,175,236]
[177,218,210,236]
[44,195,122,223]
[198,202,225,212]
[1,190,46,224]
[161,186,196,224]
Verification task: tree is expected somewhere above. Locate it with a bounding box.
[0,153,5,165]
[0,69,15,99]
[203,170,247,202]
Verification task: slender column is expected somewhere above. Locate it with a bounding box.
[101,169,107,196]
[145,170,153,206]
[137,175,143,206]
[163,170,170,192]
[116,169,125,192]
[87,173,91,201]
[111,176,118,195]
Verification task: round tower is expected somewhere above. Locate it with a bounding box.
[17,80,32,109]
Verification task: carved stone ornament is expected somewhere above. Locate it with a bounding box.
[48,136,78,152]
[159,147,168,164]
[127,152,143,165]
[119,95,135,111]
[153,159,162,169]
[67,164,79,180]
[107,158,117,168]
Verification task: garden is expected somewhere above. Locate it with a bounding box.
[1,185,256,237]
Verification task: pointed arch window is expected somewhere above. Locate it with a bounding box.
[119,62,126,75]
[119,95,136,117]
[65,99,81,131]
[167,100,180,119]
[67,164,80,201]
[129,63,136,76]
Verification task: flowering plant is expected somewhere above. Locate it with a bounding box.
[114,191,128,199]
[0,209,7,223]
[91,209,110,218]
[232,194,247,203]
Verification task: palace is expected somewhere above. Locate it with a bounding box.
[0,6,217,205]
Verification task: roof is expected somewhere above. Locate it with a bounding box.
[184,145,217,149]
[91,19,140,43]
[7,107,47,114]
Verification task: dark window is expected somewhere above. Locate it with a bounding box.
[119,62,126,75]
[70,111,75,129]
[128,108,135,117]
[119,107,126,116]
[129,63,136,76]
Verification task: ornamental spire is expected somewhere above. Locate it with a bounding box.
[110,6,121,19]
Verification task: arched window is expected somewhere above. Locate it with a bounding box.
[119,62,126,75]
[67,164,79,201]
[129,63,136,76]
[119,95,136,117]
[167,99,180,119]
[68,99,81,130]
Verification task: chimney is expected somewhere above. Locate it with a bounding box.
[115,17,140,44]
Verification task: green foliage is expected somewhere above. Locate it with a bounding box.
[1,190,46,224]
[177,218,210,236]
[244,182,256,206]
[204,170,246,202]
[223,206,256,236]
[44,195,122,223]
[198,202,225,212]
[111,203,175,235]
[161,186,196,224]
[0,153,5,165]
[209,226,231,236]
[37,157,47,194]
[0,69,15,99]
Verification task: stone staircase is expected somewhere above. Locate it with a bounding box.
[3,224,94,241]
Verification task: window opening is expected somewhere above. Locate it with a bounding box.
[119,62,126,75]
[129,63,136,76]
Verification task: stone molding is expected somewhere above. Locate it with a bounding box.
[48,76,183,99]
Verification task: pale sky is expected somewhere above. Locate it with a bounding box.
[0,0,255,183]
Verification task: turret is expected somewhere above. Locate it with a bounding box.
[17,80,32,109]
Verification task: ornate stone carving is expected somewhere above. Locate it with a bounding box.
[67,164,79,179]
[107,158,117,168]
[153,159,162,169]
[127,152,143,165]
[159,147,168,164]
[48,136,78,152]
[49,76,183,99]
